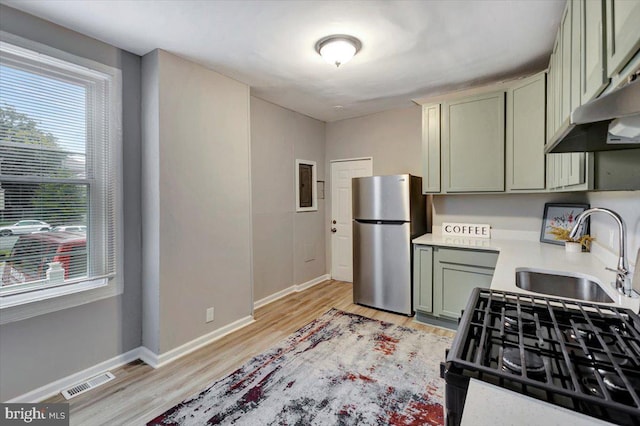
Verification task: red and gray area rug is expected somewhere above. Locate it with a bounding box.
[148,308,452,425]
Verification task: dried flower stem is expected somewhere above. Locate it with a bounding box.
[549,226,594,250]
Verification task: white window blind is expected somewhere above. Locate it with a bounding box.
[0,38,120,299]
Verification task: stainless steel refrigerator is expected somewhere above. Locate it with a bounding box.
[352,174,430,315]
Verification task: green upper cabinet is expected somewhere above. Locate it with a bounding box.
[420,80,548,194]
[546,11,568,142]
[581,0,608,103]
[506,72,546,191]
[544,0,596,192]
[418,0,638,195]
[560,3,573,127]
[547,50,556,144]
[571,0,582,112]
[421,104,441,193]
[605,0,640,78]
[442,92,505,192]
[553,35,562,137]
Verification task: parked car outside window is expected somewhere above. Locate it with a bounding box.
[52,225,86,233]
[0,220,51,236]
[1,232,87,287]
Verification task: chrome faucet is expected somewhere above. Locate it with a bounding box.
[569,207,632,297]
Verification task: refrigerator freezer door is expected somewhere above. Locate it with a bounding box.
[353,220,412,315]
[352,175,411,221]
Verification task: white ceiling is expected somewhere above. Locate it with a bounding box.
[2,0,565,122]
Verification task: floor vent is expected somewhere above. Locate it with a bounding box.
[61,372,115,400]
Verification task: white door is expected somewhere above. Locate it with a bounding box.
[330,159,373,282]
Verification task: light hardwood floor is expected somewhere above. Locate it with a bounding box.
[45,280,455,425]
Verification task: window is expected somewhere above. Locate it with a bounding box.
[0,33,122,321]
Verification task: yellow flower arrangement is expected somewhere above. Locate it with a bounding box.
[549,226,594,251]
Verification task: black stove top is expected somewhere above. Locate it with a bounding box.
[443,288,640,425]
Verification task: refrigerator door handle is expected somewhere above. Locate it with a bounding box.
[355,219,406,225]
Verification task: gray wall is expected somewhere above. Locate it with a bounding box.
[0,6,142,401]
[432,193,588,233]
[324,105,422,277]
[325,105,422,176]
[250,97,326,301]
[586,191,640,267]
[142,50,252,354]
[432,191,639,267]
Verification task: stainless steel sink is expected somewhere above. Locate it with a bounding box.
[515,269,614,303]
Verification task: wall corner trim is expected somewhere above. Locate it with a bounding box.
[6,347,142,403]
[253,274,331,310]
[137,346,160,369]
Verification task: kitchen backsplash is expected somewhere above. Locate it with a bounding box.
[431,191,640,269]
[586,191,640,269]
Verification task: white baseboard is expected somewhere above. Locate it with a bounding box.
[6,347,141,403]
[7,315,256,402]
[253,274,330,310]
[253,286,297,310]
[6,276,332,403]
[297,274,331,291]
[140,315,255,369]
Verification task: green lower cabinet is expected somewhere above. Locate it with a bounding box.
[433,254,497,320]
[414,245,498,323]
[413,246,434,313]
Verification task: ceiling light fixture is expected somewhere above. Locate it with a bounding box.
[315,35,362,68]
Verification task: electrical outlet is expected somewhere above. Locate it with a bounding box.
[206,307,214,323]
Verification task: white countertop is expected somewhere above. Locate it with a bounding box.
[412,232,637,425]
[460,379,614,426]
[412,233,639,313]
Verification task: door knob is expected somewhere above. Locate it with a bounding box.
[331,228,337,233]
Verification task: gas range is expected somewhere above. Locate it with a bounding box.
[442,288,640,426]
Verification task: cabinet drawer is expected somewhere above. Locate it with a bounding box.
[433,247,499,269]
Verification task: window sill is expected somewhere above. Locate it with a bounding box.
[0,277,122,325]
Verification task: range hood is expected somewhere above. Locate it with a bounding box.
[545,78,640,153]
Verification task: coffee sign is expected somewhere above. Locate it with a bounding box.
[442,222,491,239]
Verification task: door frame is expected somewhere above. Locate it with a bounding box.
[329,157,373,281]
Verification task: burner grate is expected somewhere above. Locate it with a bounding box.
[446,288,640,425]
